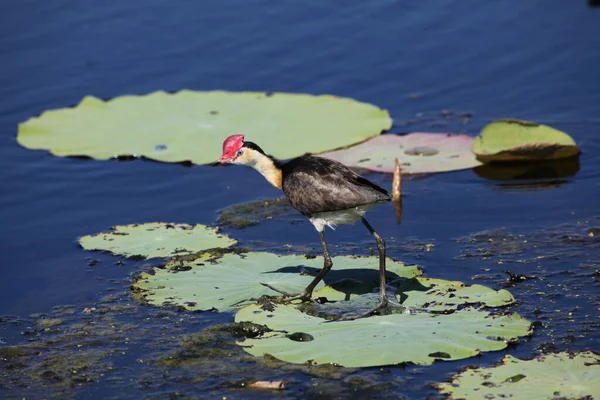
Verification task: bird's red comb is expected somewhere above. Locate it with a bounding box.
[218,134,245,162]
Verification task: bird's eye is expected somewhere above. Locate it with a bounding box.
[236,149,244,157]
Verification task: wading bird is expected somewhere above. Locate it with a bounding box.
[215,134,391,319]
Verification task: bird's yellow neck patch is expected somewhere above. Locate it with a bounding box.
[245,149,282,190]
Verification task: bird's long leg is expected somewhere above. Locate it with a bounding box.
[362,217,388,306]
[337,217,389,321]
[260,230,333,302]
[301,229,334,295]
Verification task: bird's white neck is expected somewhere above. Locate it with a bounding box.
[244,149,283,190]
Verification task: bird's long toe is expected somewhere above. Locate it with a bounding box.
[335,297,391,321]
[260,282,297,297]
[282,291,313,303]
[260,282,313,303]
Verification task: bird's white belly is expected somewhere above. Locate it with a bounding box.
[308,204,375,232]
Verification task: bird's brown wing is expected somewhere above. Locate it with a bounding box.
[281,155,390,215]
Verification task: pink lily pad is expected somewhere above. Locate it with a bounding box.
[319,133,483,174]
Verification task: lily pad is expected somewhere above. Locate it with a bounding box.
[17,90,391,164]
[235,304,531,367]
[313,277,515,310]
[133,252,422,312]
[319,133,482,174]
[397,277,515,310]
[79,222,236,259]
[472,119,580,162]
[437,351,600,399]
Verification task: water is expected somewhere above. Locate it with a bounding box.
[1,1,599,398]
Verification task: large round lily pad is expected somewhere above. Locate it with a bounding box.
[133,252,422,312]
[79,222,236,259]
[319,133,483,174]
[235,304,531,367]
[437,351,600,399]
[472,119,580,162]
[17,91,391,163]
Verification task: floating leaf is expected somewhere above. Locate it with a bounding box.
[133,253,421,312]
[313,277,515,310]
[397,277,515,310]
[17,91,391,164]
[216,197,298,229]
[472,119,580,162]
[319,133,482,174]
[437,351,600,399]
[235,304,531,367]
[79,222,236,259]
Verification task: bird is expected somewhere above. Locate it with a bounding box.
[215,133,391,319]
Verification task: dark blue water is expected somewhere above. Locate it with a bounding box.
[1,0,599,398]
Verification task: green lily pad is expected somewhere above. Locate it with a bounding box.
[235,304,531,367]
[319,133,483,174]
[17,91,391,164]
[437,351,600,399]
[472,119,580,162]
[133,252,422,312]
[398,277,515,310]
[79,222,236,259]
[313,277,515,310]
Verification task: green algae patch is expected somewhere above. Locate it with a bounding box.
[0,346,30,359]
[456,220,600,360]
[37,318,64,327]
[457,221,600,264]
[217,197,299,229]
[133,252,421,312]
[473,119,579,162]
[17,90,391,164]
[79,222,236,259]
[151,322,357,388]
[437,351,600,399]
[235,304,531,367]
[0,320,118,396]
[0,291,184,399]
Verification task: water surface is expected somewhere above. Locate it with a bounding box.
[1,1,599,398]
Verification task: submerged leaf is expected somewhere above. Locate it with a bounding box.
[437,351,600,399]
[79,222,236,259]
[235,304,531,367]
[133,253,421,312]
[217,197,298,229]
[17,91,391,164]
[319,133,482,174]
[473,119,580,162]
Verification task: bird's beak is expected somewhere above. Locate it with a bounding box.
[213,154,231,166]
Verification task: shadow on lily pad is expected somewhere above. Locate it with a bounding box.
[132,252,422,312]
